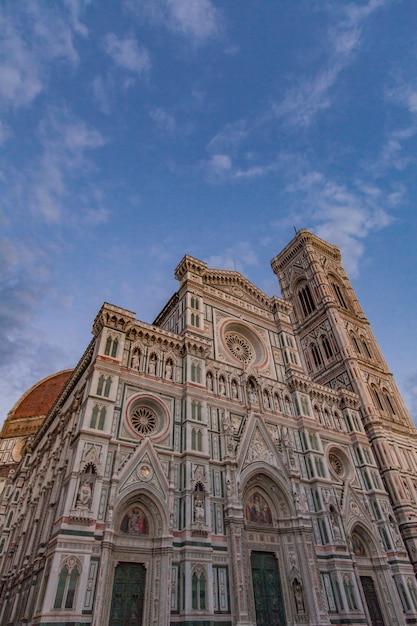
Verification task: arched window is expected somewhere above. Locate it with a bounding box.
[350,333,361,354]
[298,284,316,317]
[192,569,206,610]
[91,405,106,430]
[90,405,99,428]
[361,337,372,358]
[197,429,203,451]
[104,335,118,357]
[97,375,105,395]
[191,401,202,421]
[331,281,348,309]
[191,428,197,450]
[54,559,80,610]
[371,386,384,411]
[104,377,112,398]
[321,336,333,359]
[104,336,112,356]
[383,392,397,415]
[191,363,201,383]
[98,406,106,429]
[311,344,323,368]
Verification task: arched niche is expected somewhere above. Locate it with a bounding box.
[242,472,293,525]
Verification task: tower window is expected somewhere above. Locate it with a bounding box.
[311,344,323,368]
[298,284,316,317]
[321,336,333,359]
[332,282,348,309]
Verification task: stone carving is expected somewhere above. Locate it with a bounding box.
[76,480,92,509]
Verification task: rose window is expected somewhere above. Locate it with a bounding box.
[225,332,254,363]
[130,407,158,435]
[329,453,344,476]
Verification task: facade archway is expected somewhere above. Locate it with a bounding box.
[350,524,390,626]
[240,472,310,626]
[99,490,172,626]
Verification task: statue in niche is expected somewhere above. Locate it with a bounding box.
[231,380,238,399]
[194,497,205,522]
[245,491,272,525]
[131,351,140,369]
[329,504,341,539]
[248,381,258,404]
[219,377,226,395]
[206,372,213,391]
[165,360,173,380]
[121,506,148,535]
[76,479,92,509]
[148,355,157,375]
[293,578,305,613]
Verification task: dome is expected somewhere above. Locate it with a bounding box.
[1,370,73,439]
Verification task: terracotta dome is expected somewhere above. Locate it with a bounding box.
[1,370,73,439]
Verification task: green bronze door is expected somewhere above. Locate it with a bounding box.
[251,551,287,626]
[109,563,146,626]
[360,576,385,626]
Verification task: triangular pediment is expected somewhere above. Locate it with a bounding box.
[117,439,169,497]
[238,417,287,476]
[202,269,273,310]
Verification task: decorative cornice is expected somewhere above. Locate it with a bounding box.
[92,303,136,337]
[271,229,341,273]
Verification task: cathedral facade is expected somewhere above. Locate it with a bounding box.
[1,230,417,626]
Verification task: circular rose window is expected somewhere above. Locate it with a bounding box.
[221,321,265,366]
[327,448,351,480]
[130,406,158,435]
[225,332,254,363]
[126,394,170,440]
[329,453,344,476]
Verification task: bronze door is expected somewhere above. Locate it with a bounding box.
[109,563,146,626]
[360,576,385,626]
[251,551,286,626]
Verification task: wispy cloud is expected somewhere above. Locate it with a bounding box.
[0,2,84,111]
[23,110,106,223]
[273,0,387,127]
[279,166,393,276]
[150,107,177,133]
[0,237,69,419]
[126,0,222,43]
[104,33,151,76]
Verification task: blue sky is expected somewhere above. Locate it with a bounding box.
[1,0,417,424]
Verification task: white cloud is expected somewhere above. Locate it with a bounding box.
[28,110,105,222]
[273,0,387,127]
[126,0,221,42]
[0,237,70,422]
[0,2,82,111]
[281,167,394,276]
[207,153,232,176]
[207,120,248,155]
[150,107,177,132]
[92,76,112,114]
[104,33,151,76]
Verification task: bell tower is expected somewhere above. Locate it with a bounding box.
[271,229,417,571]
